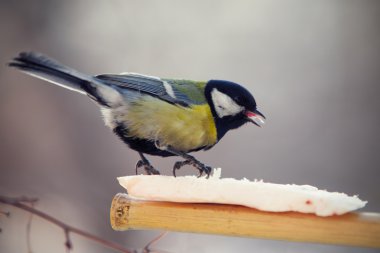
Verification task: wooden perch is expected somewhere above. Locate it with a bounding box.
[110,193,380,249]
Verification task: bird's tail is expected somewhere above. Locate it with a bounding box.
[9,52,122,107]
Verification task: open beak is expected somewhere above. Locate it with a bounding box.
[245,109,266,127]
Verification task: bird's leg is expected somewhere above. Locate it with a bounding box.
[165,146,212,178]
[136,152,160,175]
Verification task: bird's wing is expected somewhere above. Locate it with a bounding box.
[162,79,207,105]
[96,73,207,107]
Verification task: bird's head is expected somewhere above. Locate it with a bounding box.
[205,80,265,139]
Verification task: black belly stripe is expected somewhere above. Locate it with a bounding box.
[113,124,208,157]
[113,124,173,157]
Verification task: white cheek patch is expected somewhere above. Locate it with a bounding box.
[211,88,244,118]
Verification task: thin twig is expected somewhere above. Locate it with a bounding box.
[143,231,169,253]
[0,195,132,253]
[26,201,35,253]
[0,210,10,217]
[64,228,72,253]
[1,207,11,233]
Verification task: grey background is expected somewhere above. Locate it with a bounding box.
[1,0,379,252]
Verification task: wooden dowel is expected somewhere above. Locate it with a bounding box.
[110,193,380,249]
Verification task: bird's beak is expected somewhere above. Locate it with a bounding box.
[245,109,266,127]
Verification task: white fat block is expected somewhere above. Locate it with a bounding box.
[117,168,367,217]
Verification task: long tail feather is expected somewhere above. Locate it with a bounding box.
[9,52,91,94]
[9,52,122,107]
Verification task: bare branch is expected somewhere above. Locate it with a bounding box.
[0,195,132,253]
[11,196,39,204]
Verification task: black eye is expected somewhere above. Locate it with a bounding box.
[234,96,242,104]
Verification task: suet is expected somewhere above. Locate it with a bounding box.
[9,52,265,177]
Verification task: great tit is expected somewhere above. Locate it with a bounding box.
[9,52,265,177]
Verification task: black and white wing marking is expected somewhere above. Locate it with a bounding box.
[96,73,195,107]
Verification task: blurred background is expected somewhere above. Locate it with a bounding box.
[1,0,379,252]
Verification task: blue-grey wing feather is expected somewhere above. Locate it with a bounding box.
[96,74,195,106]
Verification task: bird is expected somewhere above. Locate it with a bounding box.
[9,52,265,177]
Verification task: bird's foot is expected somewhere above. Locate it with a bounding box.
[173,157,212,178]
[136,159,160,175]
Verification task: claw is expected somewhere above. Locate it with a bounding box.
[135,160,144,175]
[173,160,192,177]
[172,159,212,178]
[201,165,212,179]
[135,158,160,175]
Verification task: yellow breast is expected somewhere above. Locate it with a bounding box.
[124,97,217,152]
